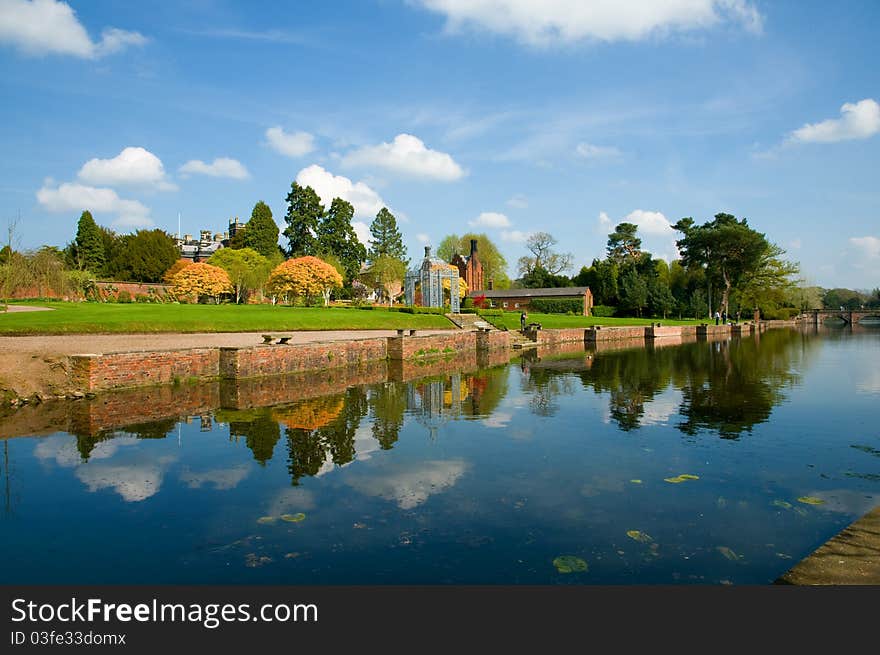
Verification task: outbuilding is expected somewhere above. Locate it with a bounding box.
[469,287,593,316]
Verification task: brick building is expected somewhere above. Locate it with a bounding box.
[450,239,484,294]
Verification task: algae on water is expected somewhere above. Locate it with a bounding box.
[553,555,588,573]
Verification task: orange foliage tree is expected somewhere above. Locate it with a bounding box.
[266,256,343,306]
[171,262,232,303]
[162,259,192,285]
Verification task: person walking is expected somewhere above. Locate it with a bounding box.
[520,310,527,331]
[714,310,720,326]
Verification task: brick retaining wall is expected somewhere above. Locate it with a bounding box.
[70,348,220,392]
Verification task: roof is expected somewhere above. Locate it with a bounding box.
[470,287,590,299]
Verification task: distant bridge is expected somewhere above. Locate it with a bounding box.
[799,309,880,325]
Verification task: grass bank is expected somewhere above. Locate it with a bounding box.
[484,312,704,331]
[0,302,455,335]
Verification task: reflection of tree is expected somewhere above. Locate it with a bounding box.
[520,357,577,417]
[229,415,281,466]
[463,366,509,417]
[675,330,809,439]
[369,382,407,450]
[74,418,177,460]
[284,388,368,485]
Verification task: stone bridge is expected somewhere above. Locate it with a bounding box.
[799,309,880,325]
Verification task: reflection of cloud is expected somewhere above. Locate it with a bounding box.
[483,411,512,429]
[265,488,316,516]
[76,458,173,502]
[804,490,878,516]
[354,424,380,461]
[347,459,468,509]
[640,393,681,426]
[180,464,250,490]
[34,435,138,467]
[856,369,880,395]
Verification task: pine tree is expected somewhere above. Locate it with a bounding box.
[74,210,105,272]
[368,207,407,264]
[243,201,280,258]
[317,198,367,282]
[283,182,324,257]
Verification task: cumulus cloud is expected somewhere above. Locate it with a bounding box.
[576,143,622,159]
[0,0,146,58]
[849,236,880,259]
[37,180,152,228]
[78,147,176,190]
[179,157,250,180]
[597,211,613,233]
[353,220,371,246]
[416,233,431,244]
[624,209,674,235]
[469,211,510,229]
[265,127,315,157]
[790,99,880,144]
[506,193,528,209]
[295,164,387,218]
[501,229,530,243]
[342,133,465,181]
[415,0,762,46]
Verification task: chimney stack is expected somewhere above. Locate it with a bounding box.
[470,239,478,255]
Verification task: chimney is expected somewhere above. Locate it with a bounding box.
[487,278,494,290]
[424,246,432,259]
[470,239,478,256]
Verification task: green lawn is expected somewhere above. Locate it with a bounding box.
[485,311,704,331]
[0,302,455,335]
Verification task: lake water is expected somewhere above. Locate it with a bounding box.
[1,326,879,584]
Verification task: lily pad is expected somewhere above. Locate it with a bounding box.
[257,516,277,524]
[552,555,588,573]
[280,512,307,522]
[630,479,643,484]
[797,496,825,506]
[626,530,653,543]
[772,500,792,510]
[716,546,740,561]
[664,474,700,484]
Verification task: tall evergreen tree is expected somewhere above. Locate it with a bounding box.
[317,198,367,281]
[368,207,407,263]
[283,182,323,257]
[606,222,642,265]
[74,211,105,272]
[242,201,279,258]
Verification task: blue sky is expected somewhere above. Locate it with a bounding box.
[1,0,878,288]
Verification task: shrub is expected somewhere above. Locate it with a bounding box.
[135,294,150,303]
[116,290,132,303]
[591,305,616,317]
[477,309,503,317]
[762,307,797,320]
[529,298,583,314]
[462,296,475,309]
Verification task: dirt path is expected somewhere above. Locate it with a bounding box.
[0,329,457,399]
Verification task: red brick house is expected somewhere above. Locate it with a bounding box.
[470,286,594,316]
[450,239,484,294]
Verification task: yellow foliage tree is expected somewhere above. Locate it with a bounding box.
[162,259,193,285]
[171,262,232,303]
[266,256,343,306]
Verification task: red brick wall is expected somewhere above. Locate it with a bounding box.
[585,326,646,342]
[392,332,477,360]
[70,348,220,392]
[220,337,388,379]
[536,328,587,346]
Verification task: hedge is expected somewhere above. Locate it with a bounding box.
[529,298,583,314]
[762,307,797,320]
[591,305,616,317]
[396,306,448,315]
[477,309,503,317]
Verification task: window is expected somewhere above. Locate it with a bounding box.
[514,303,519,308]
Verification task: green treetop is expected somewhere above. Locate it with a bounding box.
[317,198,367,282]
[368,207,407,264]
[74,210,105,272]
[283,182,324,257]
[242,201,280,258]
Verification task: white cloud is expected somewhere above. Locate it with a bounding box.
[265,127,315,157]
[0,0,146,58]
[353,220,371,245]
[790,99,880,144]
[77,463,165,502]
[624,209,674,235]
[506,193,528,209]
[597,211,613,233]
[850,236,880,259]
[415,0,762,46]
[342,133,465,181]
[180,464,251,490]
[179,157,249,180]
[576,143,622,159]
[469,211,510,229]
[346,459,468,510]
[36,180,152,227]
[295,164,387,218]
[416,233,431,244]
[78,147,176,190]
[501,229,530,243]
